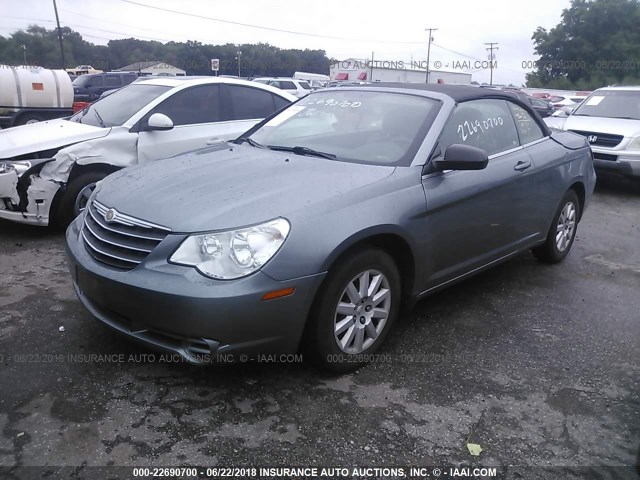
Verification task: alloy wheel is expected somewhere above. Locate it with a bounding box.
[333,269,391,354]
[556,201,576,252]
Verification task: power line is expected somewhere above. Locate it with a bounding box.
[59,8,186,41]
[432,42,484,62]
[117,0,427,45]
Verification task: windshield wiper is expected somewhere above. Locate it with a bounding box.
[234,137,265,148]
[93,108,106,128]
[267,145,336,159]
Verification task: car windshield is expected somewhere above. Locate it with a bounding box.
[69,84,171,127]
[572,90,640,119]
[72,76,89,87]
[247,90,440,166]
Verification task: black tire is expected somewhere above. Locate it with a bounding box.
[16,113,45,126]
[532,189,580,264]
[54,171,109,227]
[303,248,401,373]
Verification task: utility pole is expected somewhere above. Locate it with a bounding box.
[236,49,242,77]
[52,0,66,68]
[370,51,374,82]
[484,42,498,85]
[425,28,437,83]
[22,45,26,65]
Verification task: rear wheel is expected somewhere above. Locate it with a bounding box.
[16,113,45,125]
[55,171,109,227]
[532,189,580,263]
[303,248,401,372]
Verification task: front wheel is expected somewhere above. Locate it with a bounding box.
[54,171,109,227]
[303,248,401,372]
[532,189,580,264]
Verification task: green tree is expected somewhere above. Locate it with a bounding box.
[526,0,640,89]
[0,25,331,77]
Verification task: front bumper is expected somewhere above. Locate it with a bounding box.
[0,171,58,226]
[591,146,640,178]
[65,216,326,362]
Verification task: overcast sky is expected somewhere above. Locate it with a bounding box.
[1,0,571,85]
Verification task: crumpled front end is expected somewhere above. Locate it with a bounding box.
[0,160,61,226]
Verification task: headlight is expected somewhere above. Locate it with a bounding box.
[0,162,17,175]
[0,161,32,176]
[628,137,640,150]
[169,218,290,280]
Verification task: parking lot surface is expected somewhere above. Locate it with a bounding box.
[0,177,638,477]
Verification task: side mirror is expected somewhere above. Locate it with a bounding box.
[147,113,174,131]
[434,144,489,171]
[566,107,575,116]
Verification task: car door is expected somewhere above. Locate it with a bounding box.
[421,99,538,287]
[507,101,571,238]
[136,84,227,163]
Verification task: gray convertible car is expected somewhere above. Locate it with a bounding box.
[65,84,596,371]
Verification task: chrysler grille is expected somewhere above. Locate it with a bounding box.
[82,200,171,270]
[568,130,624,148]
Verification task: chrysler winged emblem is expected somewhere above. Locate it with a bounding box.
[587,135,598,143]
[105,209,116,222]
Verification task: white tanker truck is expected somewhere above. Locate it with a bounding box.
[0,65,73,128]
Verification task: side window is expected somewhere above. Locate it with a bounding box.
[149,85,221,126]
[279,81,296,90]
[104,75,121,88]
[299,81,312,90]
[438,99,520,157]
[508,102,545,145]
[227,85,278,120]
[273,95,290,111]
[122,74,137,86]
[88,76,103,88]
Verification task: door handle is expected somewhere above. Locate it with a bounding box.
[514,160,532,171]
[206,137,224,145]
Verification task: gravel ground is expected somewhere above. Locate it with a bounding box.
[0,176,638,479]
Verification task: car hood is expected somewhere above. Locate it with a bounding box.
[0,118,109,159]
[95,144,396,232]
[555,115,640,137]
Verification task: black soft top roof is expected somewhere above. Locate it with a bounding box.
[356,82,552,135]
[359,83,521,102]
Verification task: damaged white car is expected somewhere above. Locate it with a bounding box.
[0,76,295,226]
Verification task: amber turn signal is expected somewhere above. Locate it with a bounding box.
[261,287,295,301]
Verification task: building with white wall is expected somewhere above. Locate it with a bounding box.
[330,58,472,84]
[116,61,186,76]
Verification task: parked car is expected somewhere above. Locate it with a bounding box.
[544,86,640,179]
[550,96,587,109]
[502,90,554,117]
[252,77,312,98]
[293,71,329,89]
[72,72,139,102]
[550,102,583,118]
[65,84,595,372]
[65,65,104,76]
[0,77,295,226]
